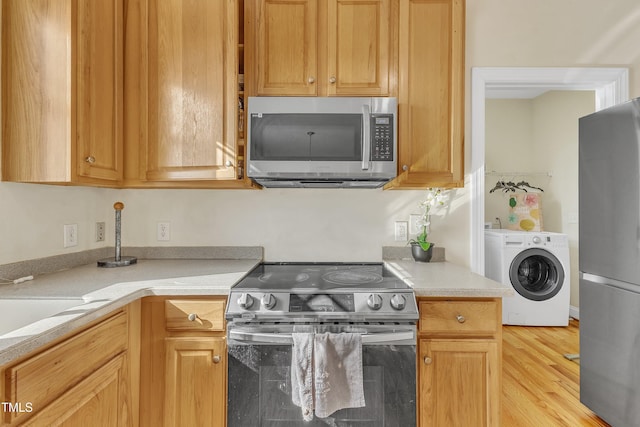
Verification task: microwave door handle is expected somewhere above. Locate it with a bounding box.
[362,104,371,170]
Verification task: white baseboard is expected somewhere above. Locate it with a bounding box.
[569,305,580,320]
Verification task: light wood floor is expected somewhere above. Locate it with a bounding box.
[502,319,611,426]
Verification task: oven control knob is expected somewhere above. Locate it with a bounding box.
[261,293,276,310]
[237,293,254,309]
[390,294,406,310]
[367,294,383,310]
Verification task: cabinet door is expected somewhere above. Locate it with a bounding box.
[326,0,392,96]
[390,0,464,189]
[418,339,500,427]
[1,0,122,186]
[21,354,127,427]
[254,0,318,95]
[76,0,123,183]
[145,0,237,181]
[164,337,226,427]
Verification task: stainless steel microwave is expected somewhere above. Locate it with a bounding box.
[247,97,397,188]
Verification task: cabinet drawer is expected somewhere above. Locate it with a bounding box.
[165,299,225,332]
[419,300,500,336]
[5,311,127,424]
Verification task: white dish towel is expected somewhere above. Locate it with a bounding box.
[291,333,315,421]
[291,332,366,420]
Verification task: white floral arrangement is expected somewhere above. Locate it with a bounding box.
[410,188,449,251]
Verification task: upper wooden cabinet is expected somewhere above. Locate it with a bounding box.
[124,0,252,187]
[247,0,396,97]
[1,0,123,186]
[386,0,465,189]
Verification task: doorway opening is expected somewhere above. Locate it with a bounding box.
[470,67,629,275]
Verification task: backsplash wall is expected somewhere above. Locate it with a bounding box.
[0,182,470,267]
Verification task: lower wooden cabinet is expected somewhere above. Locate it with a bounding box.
[140,297,227,427]
[1,295,504,427]
[22,354,127,427]
[164,337,226,427]
[417,298,502,427]
[419,339,499,426]
[0,305,139,427]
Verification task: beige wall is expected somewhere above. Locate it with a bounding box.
[484,98,535,228]
[0,183,466,265]
[467,0,640,93]
[3,1,640,288]
[485,91,596,306]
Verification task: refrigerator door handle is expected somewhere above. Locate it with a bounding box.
[581,272,640,293]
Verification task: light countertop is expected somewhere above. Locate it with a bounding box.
[386,260,513,298]
[0,259,261,365]
[0,257,510,365]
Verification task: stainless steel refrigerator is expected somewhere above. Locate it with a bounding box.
[579,97,640,427]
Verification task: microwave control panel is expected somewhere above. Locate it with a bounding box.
[371,115,394,161]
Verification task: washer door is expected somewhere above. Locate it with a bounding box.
[509,248,565,301]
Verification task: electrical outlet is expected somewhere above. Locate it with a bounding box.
[64,224,78,248]
[394,221,408,241]
[96,222,105,242]
[157,222,171,241]
[566,212,579,224]
[409,214,422,235]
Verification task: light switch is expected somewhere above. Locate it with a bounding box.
[395,221,408,241]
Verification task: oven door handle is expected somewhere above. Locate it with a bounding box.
[228,330,415,345]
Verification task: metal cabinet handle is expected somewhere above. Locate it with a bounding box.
[308,76,315,84]
[423,356,432,365]
[187,313,198,322]
[456,314,466,323]
[85,156,96,164]
[213,355,221,364]
[329,76,336,84]
[402,164,408,171]
[225,160,233,167]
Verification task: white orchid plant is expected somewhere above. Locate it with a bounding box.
[409,188,449,251]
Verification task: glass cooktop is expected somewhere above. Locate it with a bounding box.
[232,262,410,292]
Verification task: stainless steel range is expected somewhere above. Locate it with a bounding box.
[226,262,418,426]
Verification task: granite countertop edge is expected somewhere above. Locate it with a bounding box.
[0,256,511,365]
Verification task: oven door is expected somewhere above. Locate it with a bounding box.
[227,323,416,427]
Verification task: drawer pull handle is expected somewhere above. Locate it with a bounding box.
[213,355,221,364]
[423,356,432,365]
[187,313,198,322]
[456,314,466,323]
[85,156,96,164]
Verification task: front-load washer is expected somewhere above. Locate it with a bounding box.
[485,229,571,326]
